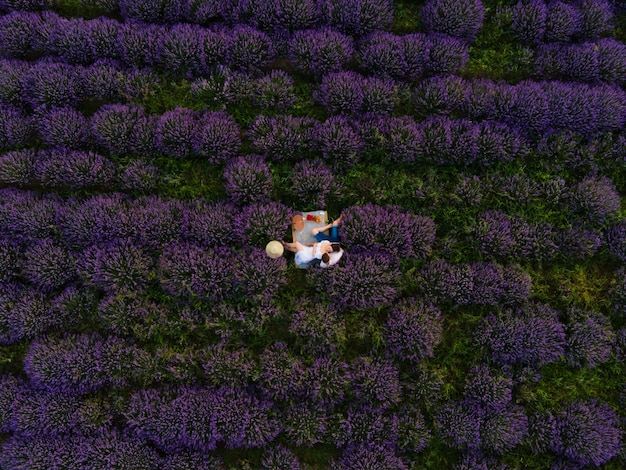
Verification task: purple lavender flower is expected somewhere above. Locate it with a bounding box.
[258,342,306,402]
[0,104,35,150]
[85,430,161,469]
[289,302,347,355]
[200,343,256,387]
[126,196,185,250]
[361,76,399,114]
[85,17,120,60]
[436,400,482,450]
[311,251,400,310]
[332,405,398,448]
[0,374,21,433]
[578,0,614,39]
[24,333,137,394]
[511,0,547,44]
[182,200,241,248]
[567,175,621,226]
[305,356,349,406]
[261,446,301,469]
[289,28,354,77]
[82,60,123,102]
[313,115,364,168]
[0,239,21,283]
[0,188,59,242]
[248,114,318,161]
[158,242,235,300]
[0,11,58,58]
[21,239,76,292]
[402,33,430,80]
[565,307,614,368]
[191,111,241,163]
[158,23,206,78]
[98,292,154,337]
[421,0,485,42]
[232,246,287,299]
[235,201,291,247]
[0,59,29,106]
[161,451,225,470]
[225,24,275,75]
[288,158,341,208]
[248,0,321,32]
[252,69,296,110]
[77,240,152,294]
[358,32,406,79]
[476,120,528,167]
[283,403,329,446]
[0,149,34,186]
[24,59,84,109]
[412,74,469,118]
[0,287,54,344]
[34,149,116,190]
[49,16,96,65]
[557,224,603,260]
[2,0,52,12]
[120,0,184,24]
[37,107,90,149]
[396,405,431,455]
[349,357,401,408]
[117,22,164,68]
[545,1,582,43]
[119,159,159,192]
[553,400,622,467]
[0,435,77,469]
[427,34,470,74]
[384,300,443,364]
[596,38,626,84]
[360,115,423,164]
[156,107,200,159]
[464,364,513,414]
[341,204,436,259]
[90,104,153,156]
[480,405,528,454]
[321,0,394,37]
[475,302,566,366]
[55,193,131,247]
[317,71,365,115]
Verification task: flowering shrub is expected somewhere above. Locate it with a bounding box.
[49,17,97,65]
[192,111,241,163]
[156,107,199,159]
[288,158,341,208]
[159,242,235,300]
[37,107,90,149]
[289,302,346,355]
[288,28,354,78]
[248,0,321,32]
[232,247,287,300]
[0,104,34,151]
[126,196,185,250]
[578,0,614,40]
[225,25,275,75]
[421,0,485,42]
[55,193,130,247]
[119,160,159,193]
[248,114,317,161]
[262,445,301,470]
[358,32,406,79]
[34,150,116,190]
[313,116,364,168]
[0,11,58,59]
[511,0,547,45]
[120,0,184,24]
[567,175,621,226]
[475,302,566,366]
[0,188,59,242]
[200,343,256,387]
[480,405,528,455]
[0,288,55,344]
[21,239,76,292]
[545,0,581,43]
[321,0,394,37]
[224,155,273,206]
[317,71,364,115]
[23,60,84,109]
[77,240,153,293]
[304,356,349,406]
[385,300,443,364]
[341,204,436,259]
[252,70,296,110]
[118,22,163,68]
[349,357,401,408]
[427,34,470,74]
[234,201,291,247]
[183,200,241,248]
[0,239,20,283]
[565,307,614,368]
[158,23,207,78]
[91,104,155,156]
[309,251,400,310]
[0,58,29,105]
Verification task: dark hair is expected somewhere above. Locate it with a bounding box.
[322,253,330,264]
[331,243,341,252]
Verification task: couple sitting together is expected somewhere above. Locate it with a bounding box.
[282,215,344,268]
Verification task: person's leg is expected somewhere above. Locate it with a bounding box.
[312,223,333,237]
[281,240,306,252]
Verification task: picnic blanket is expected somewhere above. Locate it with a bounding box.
[292,210,328,269]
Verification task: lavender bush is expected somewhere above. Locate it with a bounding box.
[183,200,241,248]
[23,59,84,109]
[313,116,364,168]
[126,196,185,250]
[567,175,621,226]
[119,160,159,192]
[252,69,296,110]
[288,28,354,78]
[0,11,58,59]
[118,22,163,68]
[384,300,443,364]
[511,0,547,44]
[321,0,394,37]
[157,23,207,78]
[90,104,154,156]
[341,204,436,259]
[0,104,34,151]
[0,239,20,283]
[289,302,347,355]
[156,107,199,159]
[288,158,341,208]
[34,150,116,190]
[21,239,76,292]
[225,25,275,75]
[565,307,614,368]
[248,114,317,161]
[421,0,485,42]
[191,111,241,163]
[37,107,90,149]
[545,0,581,43]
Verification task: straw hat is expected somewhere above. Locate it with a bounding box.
[265,240,284,259]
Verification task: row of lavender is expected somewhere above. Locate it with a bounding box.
[3,7,626,85]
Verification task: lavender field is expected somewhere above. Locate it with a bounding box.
[0,0,625,468]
